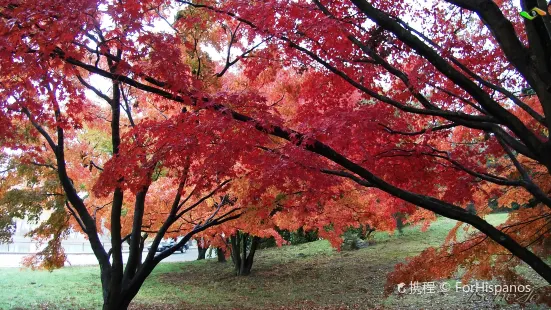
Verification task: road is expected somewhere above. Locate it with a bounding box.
[0,248,199,268]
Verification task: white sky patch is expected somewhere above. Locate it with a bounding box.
[84,2,229,104]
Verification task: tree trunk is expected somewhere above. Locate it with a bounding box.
[100,283,147,310]
[100,275,140,310]
[197,246,207,260]
[196,237,208,260]
[217,247,226,262]
[102,295,132,310]
[230,232,260,275]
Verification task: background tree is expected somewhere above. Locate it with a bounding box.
[196,237,208,260]
[199,182,399,276]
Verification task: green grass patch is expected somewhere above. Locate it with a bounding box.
[0,266,103,309]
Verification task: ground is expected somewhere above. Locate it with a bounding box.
[0,214,547,309]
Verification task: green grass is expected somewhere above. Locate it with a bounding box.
[2,213,542,310]
[0,265,103,309]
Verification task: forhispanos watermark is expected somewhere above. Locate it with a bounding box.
[397,281,543,304]
[457,282,531,294]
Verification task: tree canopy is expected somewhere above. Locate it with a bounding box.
[1,0,551,308]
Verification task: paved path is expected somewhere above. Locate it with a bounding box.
[0,248,199,268]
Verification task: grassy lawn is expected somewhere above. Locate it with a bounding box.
[0,214,546,309]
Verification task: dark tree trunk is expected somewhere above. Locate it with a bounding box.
[196,238,208,260]
[230,232,260,276]
[102,294,133,310]
[100,273,151,310]
[100,232,151,310]
[217,247,226,262]
[197,246,207,260]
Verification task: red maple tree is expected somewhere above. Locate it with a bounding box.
[1,0,551,308]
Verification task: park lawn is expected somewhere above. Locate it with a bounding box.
[0,213,545,309]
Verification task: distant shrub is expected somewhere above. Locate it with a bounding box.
[341,225,375,251]
[258,237,277,249]
[341,228,361,251]
[289,228,319,244]
[258,228,319,249]
[393,212,406,234]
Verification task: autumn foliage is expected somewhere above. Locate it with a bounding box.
[1,0,551,308]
